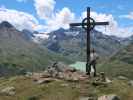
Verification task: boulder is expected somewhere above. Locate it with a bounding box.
[47,67,57,77]
[117,76,128,80]
[49,62,77,73]
[98,94,120,100]
[31,62,90,82]
[1,86,15,96]
[80,97,89,100]
[63,72,81,82]
[64,72,73,81]
[25,72,33,77]
[99,72,106,82]
[79,75,89,81]
[80,97,97,100]
[92,78,111,87]
[57,72,65,79]
[71,72,80,82]
[39,72,51,78]
[92,81,108,87]
[106,78,112,83]
[60,83,69,87]
[128,80,133,86]
[36,78,54,84]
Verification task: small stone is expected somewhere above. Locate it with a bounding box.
[8,91,15,96]
[106,78,112,83]
[25,72,33,77]
[57,72,64,79]
[40,72,51,78]
[60,83,69,87]
[100,72,106,82]
[1,86,15,96]
[80,97,89,100]
[117,76,128,80]
[98,94,120,100]
[80,97,97,100]
[36,78,54,84]
[128,80,133,86]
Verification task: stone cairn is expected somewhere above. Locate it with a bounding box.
[26,62,90,84]
[25,62,111,85]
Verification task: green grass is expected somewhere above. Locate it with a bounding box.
[0,76,133,100]
[0,46,73,77]
[97,43,133,79]
[97,60,133,79]
[0,76,79,100]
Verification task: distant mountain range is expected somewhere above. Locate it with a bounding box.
[0,21,132,77]
[42,28,128,61]
[42,27,133,79]
[9,22,132,62]
[0,21,72,76]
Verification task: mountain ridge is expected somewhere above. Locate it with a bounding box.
[0,21,72,76]
[42,28,124,61]
[98,42,133,79]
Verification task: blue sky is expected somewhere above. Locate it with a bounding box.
[0,0,133,37]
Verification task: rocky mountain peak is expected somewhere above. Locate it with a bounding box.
[0,21,14,29]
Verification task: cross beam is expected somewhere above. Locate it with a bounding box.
[69,7,109,74]
[70,22,109,26]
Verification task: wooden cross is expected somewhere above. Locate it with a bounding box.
[70,7,109,74]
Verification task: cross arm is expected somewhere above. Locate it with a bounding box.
[70,22,109,27]
[95,22,109,25]
[70,23,82,27]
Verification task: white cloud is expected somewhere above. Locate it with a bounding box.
[81,11,133,37]
[33,0,76,32]
[34,0,55,20]
[45,7,76,32]
[120,12,133,20]
[2,0,132,38]
[33,0,133,37]
[33,0,133,38]
[0,7,46,31]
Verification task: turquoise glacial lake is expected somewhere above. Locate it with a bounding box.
[69,62,86,72]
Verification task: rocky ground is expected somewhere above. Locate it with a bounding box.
[0,63,133,100]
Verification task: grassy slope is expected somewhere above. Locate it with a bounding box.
[97,43,133,79]
[0,45,73,76]
[0,76,133,100]
[0,27,73,76]
[0,76,79,100]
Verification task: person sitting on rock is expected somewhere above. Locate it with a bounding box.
[88,49,99,77]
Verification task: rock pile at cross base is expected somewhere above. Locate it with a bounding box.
[27,62,90,84]
[25,62,111,85]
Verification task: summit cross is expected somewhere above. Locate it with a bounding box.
[70,7,109,74]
